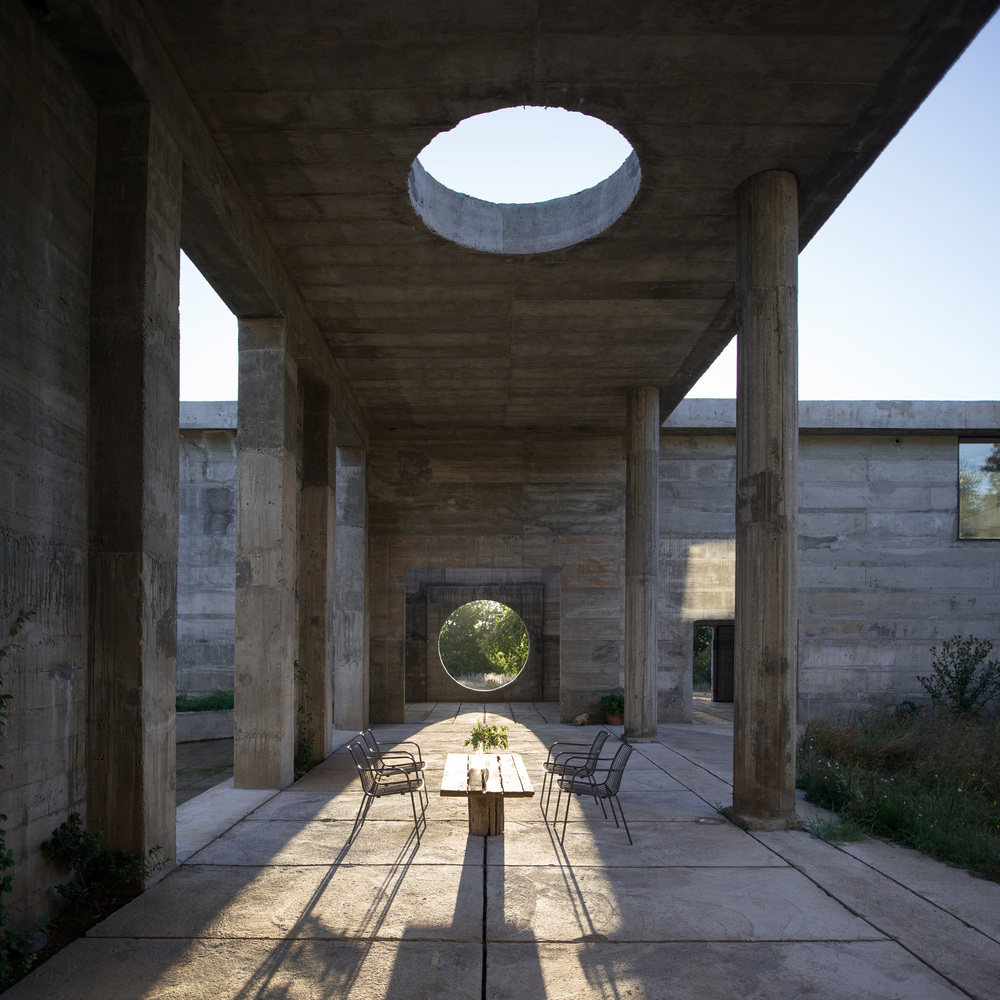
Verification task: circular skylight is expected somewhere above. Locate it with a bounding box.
[408,106,641,254]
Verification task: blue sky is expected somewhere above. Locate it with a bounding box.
[181,13,998,402]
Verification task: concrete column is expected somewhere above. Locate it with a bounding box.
[334,446,368,732]
[235,317,298,788]
[299,384,336,758]
[732,169,799,828]
[625,385,660,742]
[87,102,181,863]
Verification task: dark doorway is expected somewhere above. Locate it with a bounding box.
[693,620,735,704]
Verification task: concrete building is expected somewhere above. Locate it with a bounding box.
[2,0,999,930]
[178,399,1000,720]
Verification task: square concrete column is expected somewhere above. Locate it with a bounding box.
[732,169,799,828]
[299,384,336,758]
[235,317,298,788]
[334,446,369,732]
[625,385,660,742]
[87,102,181,863]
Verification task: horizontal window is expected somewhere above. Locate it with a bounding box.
[959,440,1000,539]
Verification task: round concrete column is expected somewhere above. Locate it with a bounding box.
[732,170,799,828]
[625,385,660,741]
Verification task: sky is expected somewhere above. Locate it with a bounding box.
[180,13,999,402]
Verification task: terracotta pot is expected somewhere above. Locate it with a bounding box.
[606,713,622,726]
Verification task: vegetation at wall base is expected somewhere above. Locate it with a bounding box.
[797,704,1000,882]
[176,690,235,713]
[917,635,1000,717]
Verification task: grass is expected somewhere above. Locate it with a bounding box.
[797,705,1000,881]
[176,690,234,713]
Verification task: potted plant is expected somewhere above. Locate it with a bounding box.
[600,693,625,726]
[465,722,509,753]
[465,722,509,773]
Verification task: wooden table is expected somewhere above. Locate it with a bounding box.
[440,753,534,835]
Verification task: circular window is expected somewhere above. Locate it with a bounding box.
[408,106,641,254]
[438,600,530,691]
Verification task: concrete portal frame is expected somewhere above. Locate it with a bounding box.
[732,170,800,829]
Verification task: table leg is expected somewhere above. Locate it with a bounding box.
[468,794,504,835]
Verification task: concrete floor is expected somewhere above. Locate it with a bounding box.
[176,738,235,806]
[11,703,1000,999]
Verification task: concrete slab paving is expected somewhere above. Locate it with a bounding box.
[92,862,483,941]
[491,817,789,868]
[485,941,969,1000]
[755,829,1000,1000]
[487,865,881,942]
[6,938,483,1000]
[8,703,999,999]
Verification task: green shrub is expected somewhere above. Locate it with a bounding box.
[917,636,1000,717]
[175,690,235,713]
[599,693,624,717]
[41,814,168,915]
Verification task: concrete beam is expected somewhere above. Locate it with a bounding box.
[334,446,369,732]
[87,101,180,863]
[732,170,799,828]
[625,386,660,741]
[235,317,298,789]
[300,384,337,758]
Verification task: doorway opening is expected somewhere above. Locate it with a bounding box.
[693,620,734,704]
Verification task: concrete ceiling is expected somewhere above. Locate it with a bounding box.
[142,0,997,433]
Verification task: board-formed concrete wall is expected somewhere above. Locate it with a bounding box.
[178,404,238,696]
[661,400,1000,721]
[367,431,628,723]
[0,2,95,922]
[181,399,1000,728]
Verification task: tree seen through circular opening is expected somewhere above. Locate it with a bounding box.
[438,600,529,691]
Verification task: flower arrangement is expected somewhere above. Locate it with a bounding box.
[464,722,509,752]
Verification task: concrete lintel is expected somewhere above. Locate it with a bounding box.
[662,398,1000,435]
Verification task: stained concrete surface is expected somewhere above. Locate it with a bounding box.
[10,704,1000,999]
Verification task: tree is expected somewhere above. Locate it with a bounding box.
[438,601,528,679]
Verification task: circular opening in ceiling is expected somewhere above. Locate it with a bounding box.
[438,600,530,692]
[408,106,641,254]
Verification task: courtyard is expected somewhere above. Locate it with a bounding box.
[8,707,999,999]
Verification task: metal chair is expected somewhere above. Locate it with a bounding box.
[346,737,426,844]
[360,728,428,810]
[556,739,634,845]
[540,729,609,818]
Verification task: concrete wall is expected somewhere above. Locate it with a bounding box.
[661,400,1000,721]
[0,2,95,922]
[178,404,238,695]
[368,431,627,723]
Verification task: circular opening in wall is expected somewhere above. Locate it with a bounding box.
[438,600,530,692]
[408,106,640,254]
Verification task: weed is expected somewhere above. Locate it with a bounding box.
[917,635,1000,717]
[41,814,168,915]
[804,816,869,844]
[798,707,1000,881]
